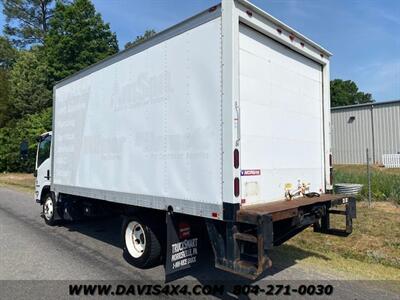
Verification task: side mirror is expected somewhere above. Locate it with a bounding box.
[20,140,29,159]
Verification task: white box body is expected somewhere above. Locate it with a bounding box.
[52,0,332,220]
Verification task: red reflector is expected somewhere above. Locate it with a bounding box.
[320,53,324,58]
[289,35,295,41]
[241,198,246,204]
[211,212,219,218]
[234,149,239,169]
[209,5,218,12]
[234,177,240,197]
[178,222,191,239]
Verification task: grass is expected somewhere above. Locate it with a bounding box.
[249,164,400,281]
[273,244,400,282]
[286,165,400,280]
[284,201,400,280]
[334,164,400,204]
[0,172,35,192]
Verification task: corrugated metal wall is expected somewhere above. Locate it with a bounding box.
[331,101,400,164]
[373,103,400,163]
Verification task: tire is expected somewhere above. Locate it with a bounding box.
[43,192,57,226]
[122,216,161,268]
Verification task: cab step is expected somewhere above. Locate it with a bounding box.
[233,232,257,243]
[206,214,273,280]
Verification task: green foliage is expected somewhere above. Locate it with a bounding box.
[45,0,118,83]
[0,69,11,126]
[0,36,18,126]
[330,79,373,107]
[2,0,57,47]
[0,107,52,172]
[124,29,156,49]
[333,165,400,204]
[0,35,18,68]
[8,48,52,119]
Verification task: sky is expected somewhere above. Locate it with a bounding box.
[1,0,400,102]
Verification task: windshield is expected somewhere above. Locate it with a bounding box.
[37,135,51,168]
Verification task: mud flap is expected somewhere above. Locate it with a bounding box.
[165,212,200,282]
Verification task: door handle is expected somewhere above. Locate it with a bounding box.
[44,169,50,180]
[235,101,241,147]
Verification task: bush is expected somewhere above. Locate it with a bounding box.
[0,108,52,172]
[334,165,400,204]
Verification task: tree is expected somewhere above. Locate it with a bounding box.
[0,36,18,126]
[0,69,11,126]
[8,48,52,119]
[2,0,58,48]
[124,29,156,50]
[45,0,118,83]
[330,79,373,107]
[0,107,52,172]
[0,36,18,68]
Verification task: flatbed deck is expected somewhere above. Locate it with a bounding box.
[209,194,355,279]
[237,194,348,223]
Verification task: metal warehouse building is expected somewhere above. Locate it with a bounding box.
[331,100,400,165]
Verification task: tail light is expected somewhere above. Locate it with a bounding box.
[233,149,239,169]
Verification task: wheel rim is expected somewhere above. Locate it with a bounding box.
[125,221,146,258]
[44,197,53,220]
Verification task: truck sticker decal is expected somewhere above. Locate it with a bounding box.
[241,169,261,176]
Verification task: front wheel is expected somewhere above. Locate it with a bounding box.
[43,193,57,226]
[122,216,161,268]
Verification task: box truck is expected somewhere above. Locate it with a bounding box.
[33,0,356,279]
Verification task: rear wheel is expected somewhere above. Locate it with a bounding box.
[122,216,161,268]
[43,193,56,226]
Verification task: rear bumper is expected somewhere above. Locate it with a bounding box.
[207,194,356,280]
[237,194,354,223]
[240,195,356,246]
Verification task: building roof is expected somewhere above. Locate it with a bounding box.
[331,99,400,111]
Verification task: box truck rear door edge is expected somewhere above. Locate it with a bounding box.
[239,23,325,206]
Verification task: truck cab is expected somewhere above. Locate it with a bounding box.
[35,132,52,210]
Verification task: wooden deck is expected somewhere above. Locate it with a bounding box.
[237,194,346,223]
